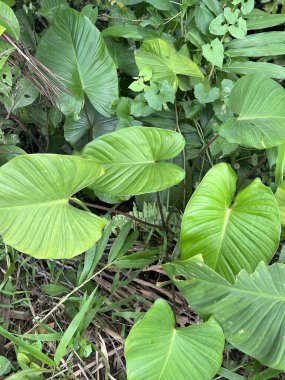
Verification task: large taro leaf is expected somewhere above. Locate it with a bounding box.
[164,256,285,370]
[0,1,20,40]
[0,154,106,259]
[36,8,118,117]
[125,299,224,380]
[180,163,280,282]
[219,74,285,149]
[135,39,203,91]
[81,127,185,196]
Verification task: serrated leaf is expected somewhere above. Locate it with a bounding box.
[180,163,280,282]
[125,299,224,380]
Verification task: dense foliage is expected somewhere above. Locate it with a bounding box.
[1,0,285,379]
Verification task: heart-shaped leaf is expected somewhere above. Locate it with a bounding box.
[220,74,285,149]
[202,38,224,68]
[209,14,229,35]
[228,17,247,39]
[125,299,224,380]
[180,163,280,282]
[0,154,106,259]
[164,256,285,370]
[36,8,118,117]
[81,127,185,196]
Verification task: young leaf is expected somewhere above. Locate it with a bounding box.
[36,8,118,117]
[164,256,285,370]
[202,38,224,68]
[209,14,229,35]
[143,81,175,111]
[82,127,185,196]
[228,17,247,39]
[194,83,220,104]
[180,163,280,282]
[220,74,285,149]
[125,299,224,380]
[135,39,203,91]
[0,155,106,259]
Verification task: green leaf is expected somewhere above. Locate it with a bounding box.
[37,0,68,22]
[245,9,285,30]
[125,299,224,380]
[0,1,20,40]
[82,127,185,196]
[222,61,285,79]
[131,94,154,117]
[224,7,240,24]
[6,369,51,380]
[275,180,285,227]
[225,32,285,57]
[0,355,12,376]
[0,325,55,366]
[228,17,247,39]
[81,4,98,24]
[145,0,171,10]
[180,163,280,282]
[194,83,220,104]
[135,39,203,91]
[240,0,254,14]
[4,77,39,111]
[209,14,228,35]
[54,289,96,365]
[64,101,117,147]
[41,284,68,297]
[0,154,106,259]
[36,8,118,117]
[102,25,145,40]
[220,74,285,149]
[202,38,224,68]
[164,256,285,370]
[144,81,175,111]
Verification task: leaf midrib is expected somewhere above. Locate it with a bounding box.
[158,329,176,380]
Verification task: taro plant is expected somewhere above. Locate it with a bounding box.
[2,0,285,379]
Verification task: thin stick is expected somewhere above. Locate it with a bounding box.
[156,192,167,232]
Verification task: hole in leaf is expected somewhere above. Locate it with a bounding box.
[24,94,31,99]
